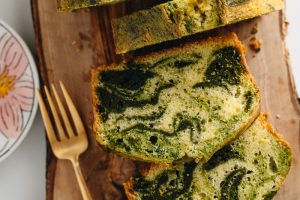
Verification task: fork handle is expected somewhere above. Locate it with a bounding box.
[71,156,93,200]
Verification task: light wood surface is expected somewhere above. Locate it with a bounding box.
[31,0,300,199]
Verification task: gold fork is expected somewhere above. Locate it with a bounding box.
[37,82,92,200]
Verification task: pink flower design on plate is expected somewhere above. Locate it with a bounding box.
[0,33,34,139]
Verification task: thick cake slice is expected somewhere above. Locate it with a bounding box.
[57,0,125,11]
[125,114,292,200]
[92,33,260,163]
[112,0,283,53]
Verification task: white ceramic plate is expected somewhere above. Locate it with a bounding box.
[0,20,39,162]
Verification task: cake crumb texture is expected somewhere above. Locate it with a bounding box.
[92,33,260,163]
[124,113,292,200]
[112,0,283,53]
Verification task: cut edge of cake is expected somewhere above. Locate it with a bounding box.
[124,113,292,200]
[92,33,260,163]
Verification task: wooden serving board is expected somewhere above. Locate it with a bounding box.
[31,0,300,199]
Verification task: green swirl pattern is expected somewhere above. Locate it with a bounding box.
[95,46,259,162]
[129,117,291,199]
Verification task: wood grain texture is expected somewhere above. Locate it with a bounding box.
[31,0,300,199]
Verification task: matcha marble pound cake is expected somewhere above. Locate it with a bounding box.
[112,0,283,53]
[124,114,292,200]
[92,33,260,163]
[57,0,125,11]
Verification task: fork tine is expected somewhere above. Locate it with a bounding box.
[51,84,75,137]
[59,81,86,137]
[44,86,67,141]
[36,89,58,146]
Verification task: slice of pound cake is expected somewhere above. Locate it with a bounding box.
[125,114,292,200]
[92,33,260,163]
[57,0,125,11]
[112,0,283,53]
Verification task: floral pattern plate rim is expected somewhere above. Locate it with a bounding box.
[0,20,39,162]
